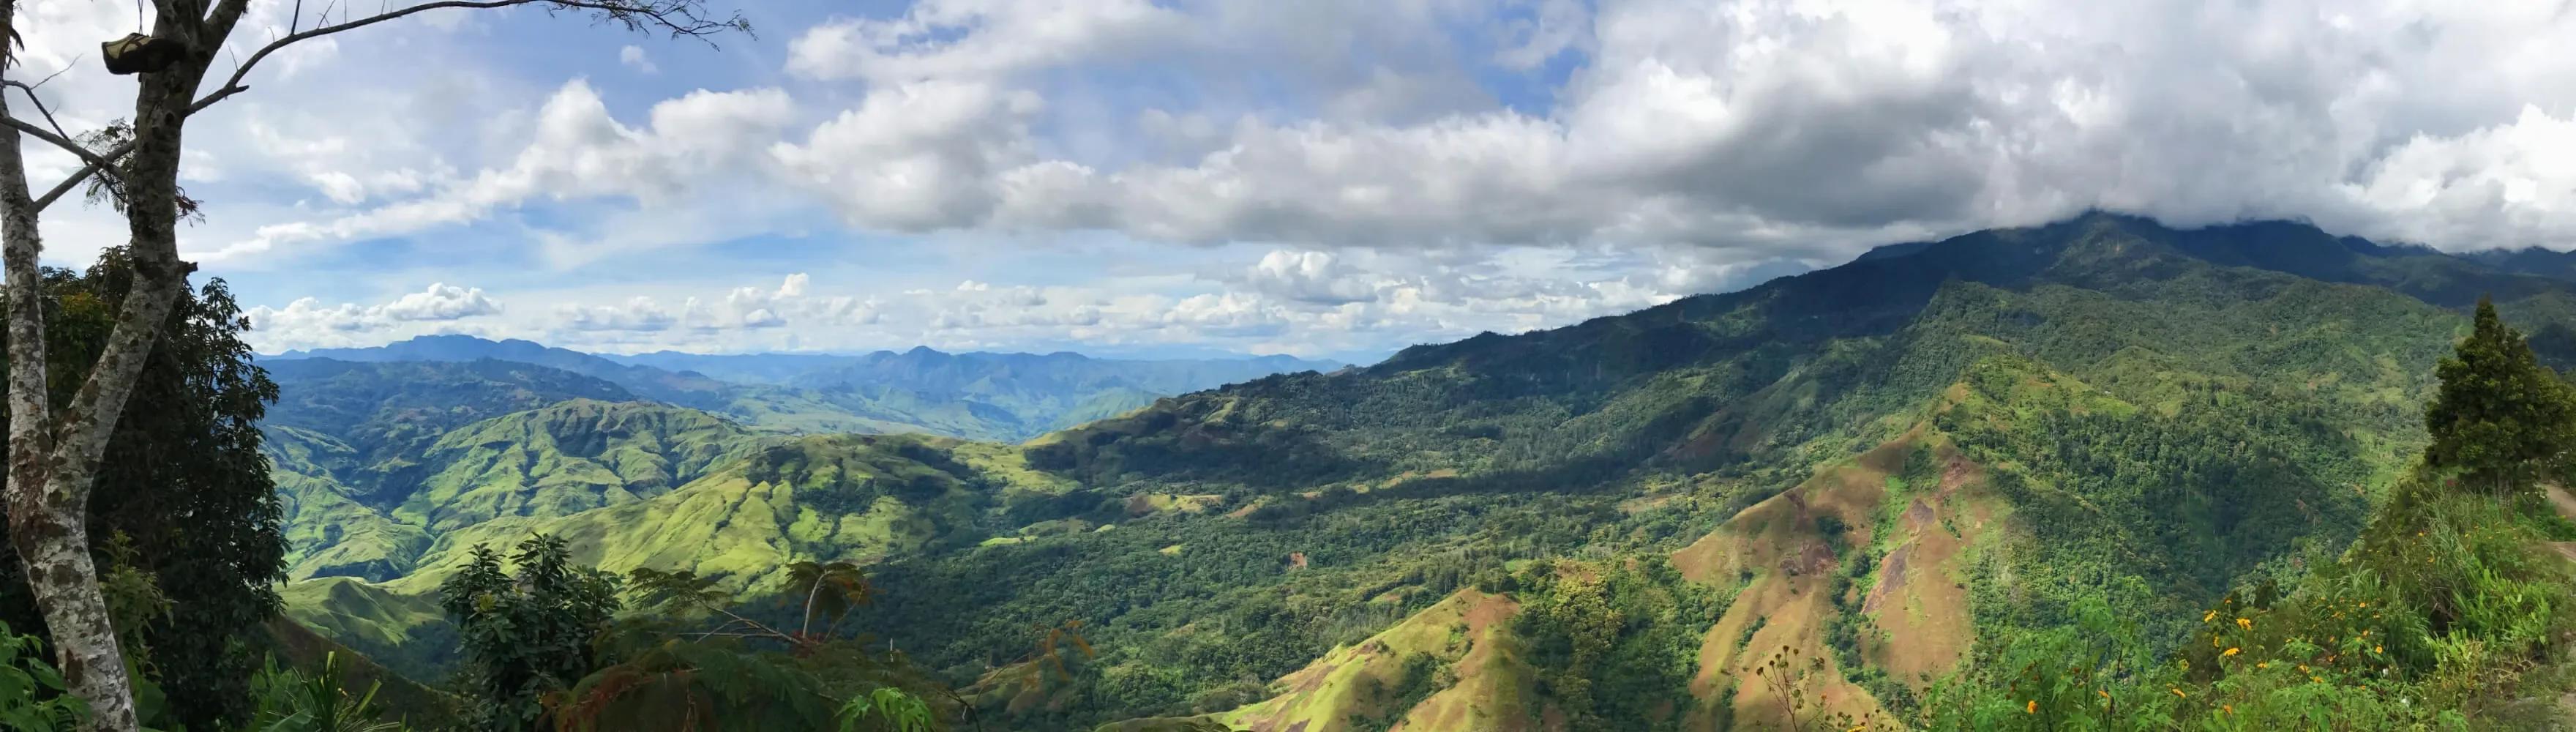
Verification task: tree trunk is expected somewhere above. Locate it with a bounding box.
[0,4,151,725]
[0,1,197,728]
[0,0,736,725]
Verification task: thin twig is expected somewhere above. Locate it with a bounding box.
[801,573,824,638]
[190,0,738,118]
[22,62,72,91]
[4,81,73,143]
[29,138,124,212]
[712,605,802,647]
[689,618,753,642]
[30,0,743,213]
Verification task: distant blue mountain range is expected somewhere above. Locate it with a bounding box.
[266,335,1346,441]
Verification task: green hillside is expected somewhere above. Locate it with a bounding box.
[273,397,776,580]
[280,430,1077,681]
[391,399,763,532]
[388,433,1063,594]
[849,214,2537,728]
[261,359,642,501]
[263,361,664,580]
[271,214,2576,730]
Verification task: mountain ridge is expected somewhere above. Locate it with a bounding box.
[272,212,2576,729]
[268,335,1347,442]
[272,335,1346,376]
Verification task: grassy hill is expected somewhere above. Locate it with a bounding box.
[280,430,1080,681]
[855,214,2549,728]
[263,360,656,580]
[390,399,763,532]
[274,213,2576,729]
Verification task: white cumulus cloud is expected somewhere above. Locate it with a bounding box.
[619,45,659,74]
[246,283,506,350]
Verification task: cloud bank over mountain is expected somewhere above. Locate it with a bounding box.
[15,0,2575,359]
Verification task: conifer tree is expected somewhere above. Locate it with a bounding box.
[2423,296,2576,497]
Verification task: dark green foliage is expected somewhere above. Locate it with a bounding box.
[0,619,84,729]
[1371,652,1440,730]
[2423,297,2576,496]
[836,687,937,731]
[1736,616,1767,650]
[1917,471,2571,730]
[855,489,1641,726]
[247,651,407,731]
[1513,558,1723,732]
[1812,515,1849,555]
[558,559,956,731]
[1914,596,2176,730]
[437,535,621,731]
[0,253,285,731]
[257,616,460,728]
[1917,305,2576,728]
[1947,376,2376,649]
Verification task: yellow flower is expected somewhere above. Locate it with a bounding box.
[2204,609,2217,622]
[2223,647,2241,657]
[2224,704,2234,714]
[2098,689,2110,699]
[2027,701,2037,714]
[2236,618,2252,630]
[2170,687,2187,698]
[2257,662,2269,669]
[2375,645,2384,654]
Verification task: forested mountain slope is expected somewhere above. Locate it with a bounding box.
[861,213,2539,728]
[277,213,2576,729]
[258,342,1338,580]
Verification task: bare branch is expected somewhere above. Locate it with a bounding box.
[689,618,756,643]
[21,62,72,92]
[0,107,122,191]
[193,0,746,118]
[711,605,798,646]
[19,1,743,215]
[28,138,127,212]
[3,81,72,142]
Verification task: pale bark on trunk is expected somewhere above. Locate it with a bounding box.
[0,1,729,726]
[0,1,203,728]
[0,15,149,731]
[0,84,149,732]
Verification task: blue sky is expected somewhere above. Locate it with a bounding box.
[13,0,2576,363]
